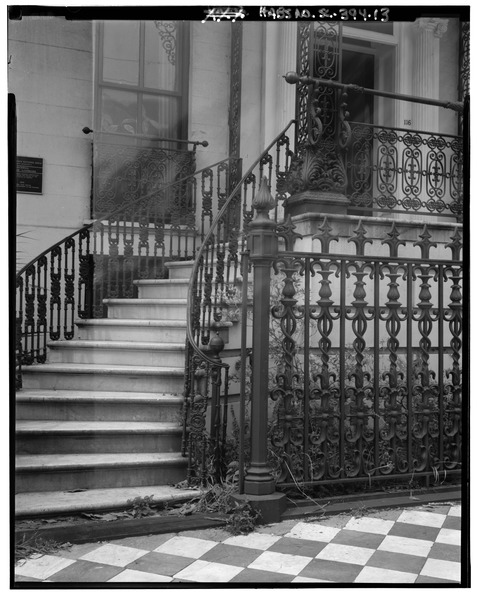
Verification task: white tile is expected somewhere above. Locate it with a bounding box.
[174,559,243,582]
[223,532,282,550]
[345,516,395,535]
[248,551,312,576]
[154,536,218,559]
[80,543,149,567]
[15,554,75,580]
[435,528,461,546]
[108,569,172,583]
[286,522,340,543]
[293,576,333,583]
[448,505,461,518]
[355,566,417,583]
[420,558,461,582]
[377,535,433,557]
[398,510,446,528]
[317,543,375,566]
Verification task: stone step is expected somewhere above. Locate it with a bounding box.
[134,279,190,299]
[16,421,183,454]
[75,319,187,343]
[47,340,186,368]
[15,485,201,518]
[15,390,183,422]
[21,364,185,394]
[103,298,187,320]
[16,453,188,493]
[165,260,194,280]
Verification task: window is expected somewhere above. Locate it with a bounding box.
[92,21,192,218]
[95,20,189,141]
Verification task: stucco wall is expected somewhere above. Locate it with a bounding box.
[9,17,93,270]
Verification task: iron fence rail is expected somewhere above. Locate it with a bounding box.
[268,220,462,487]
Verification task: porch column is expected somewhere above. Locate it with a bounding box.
[413,18,449,132]
[243,177,277,496]
[277,22,297,130]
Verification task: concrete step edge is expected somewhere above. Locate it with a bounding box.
[134,279,190,285]
[103,299,188,305]
[75,319,187,327]
[164,260,195,267]
[16,390,183,403]
[15,485,201,517]
[16,453,188,470]
[21,364,185,376]
[47,341,186,351]
[16,421,183,434]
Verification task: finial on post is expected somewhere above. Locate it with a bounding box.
[252,177,275,222]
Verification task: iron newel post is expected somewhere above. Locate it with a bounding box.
[244,177,278,495]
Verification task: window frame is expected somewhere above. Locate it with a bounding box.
[94,20,190,142]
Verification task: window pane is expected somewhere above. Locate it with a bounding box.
[141,94,179,138]
[144,21,178,91]
[100,88,138,134]
[102,21,140,85]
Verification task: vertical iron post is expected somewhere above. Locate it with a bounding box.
[243,178,278,495]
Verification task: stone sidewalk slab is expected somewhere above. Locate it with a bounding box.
[14,501,464,585]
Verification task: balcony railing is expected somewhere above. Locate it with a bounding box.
[345,122,463,217]
[285,72,466,220]
[92,137,201,219]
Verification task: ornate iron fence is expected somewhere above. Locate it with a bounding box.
[183,121,295,485]
[268,218,462,488]
[15,156,240,389]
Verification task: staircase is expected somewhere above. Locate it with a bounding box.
[15,261,201,518]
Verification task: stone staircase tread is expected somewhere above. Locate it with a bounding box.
[165,260,195,266]
[21,364,185,375]
[16,453,187,470]
[15,485,201,517]
[16,421,182,434]
[76,318,187,327]
[47,340,186,351]
[133,279,190,284]
[16,390,183,403]
[103,299,188,305]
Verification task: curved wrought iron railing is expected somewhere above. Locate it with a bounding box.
[182,120,296,485]
[15,155,240,389]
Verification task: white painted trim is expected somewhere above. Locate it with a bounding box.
[342,24,398,47]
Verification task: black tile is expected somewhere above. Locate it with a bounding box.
[298,559,363,582]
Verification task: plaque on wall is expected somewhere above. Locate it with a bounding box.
[17,156,43,194]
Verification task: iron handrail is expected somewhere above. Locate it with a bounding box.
[16,156,239,280]
[347,119,463,141]
[83,127,209,147]
[185,119,296,368]
[284,72,464,113]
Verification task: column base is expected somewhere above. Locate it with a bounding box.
[285,191,349,217]
[233,492,287,524]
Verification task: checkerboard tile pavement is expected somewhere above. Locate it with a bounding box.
[15,502,463,585]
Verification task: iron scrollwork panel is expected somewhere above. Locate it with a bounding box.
[93,141,196,219]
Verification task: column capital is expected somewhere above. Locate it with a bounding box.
[414,17,449,38]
